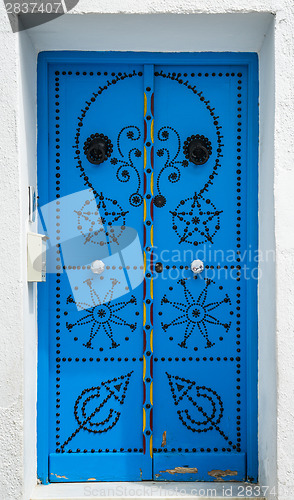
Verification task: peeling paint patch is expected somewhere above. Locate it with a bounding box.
[161,431,167,447]
[155,466,198,478]
[88,478,97,481]
[50,473,68,479]
[208,469,238,481]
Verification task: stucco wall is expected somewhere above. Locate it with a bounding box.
[0,9,24,500]
[0,1,293,499]
[258,18,277,499]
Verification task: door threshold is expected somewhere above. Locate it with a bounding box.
[31,482,265,500]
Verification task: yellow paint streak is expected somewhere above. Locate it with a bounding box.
[143,302,146,326]
[150,278,153,299]
[144,93,147,116]
[144,146,147,169]
[151,119,154,142]
[88,478,97,481]
[150,381,153,405]
[144,199,147,221]
[143,408,146,431]
[150,435,153,458]
[143,356,146,379]
[150,225,154,247]
[143,251,146,273]
[150,172,154,195]
[150,329,153,352]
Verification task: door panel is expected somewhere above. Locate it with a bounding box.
[45,62,151,481]
[152,66,249,479]
[37,54,258,483]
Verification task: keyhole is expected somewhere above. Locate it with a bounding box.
[155,262,163,273]
[188,140,209,165]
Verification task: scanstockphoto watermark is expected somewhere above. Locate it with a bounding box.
[83,484,291,498]
[145,245,275,282]
[4,0,79,32]
[84,485,224,497]
[29,189,275,310]
[151,246,275,266]
[146,262,264,282]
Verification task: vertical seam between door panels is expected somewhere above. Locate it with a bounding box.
[143,65,154,467]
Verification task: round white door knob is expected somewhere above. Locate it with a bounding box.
[191,259,204,275]
[91,260,105,275]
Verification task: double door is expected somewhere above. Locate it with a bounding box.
[37,53,258,483]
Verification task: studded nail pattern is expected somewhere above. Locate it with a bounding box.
[43,64,253,480]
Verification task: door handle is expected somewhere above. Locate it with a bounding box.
[91,260,105,275]
[191,259,204,275]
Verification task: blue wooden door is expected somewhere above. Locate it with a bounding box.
[37,53,258,483]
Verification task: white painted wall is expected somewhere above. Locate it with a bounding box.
[18,27,38,500]
[258,17,277,500]
[22,12,273,52]
[0,9,24,500]
[0,1,293,500]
